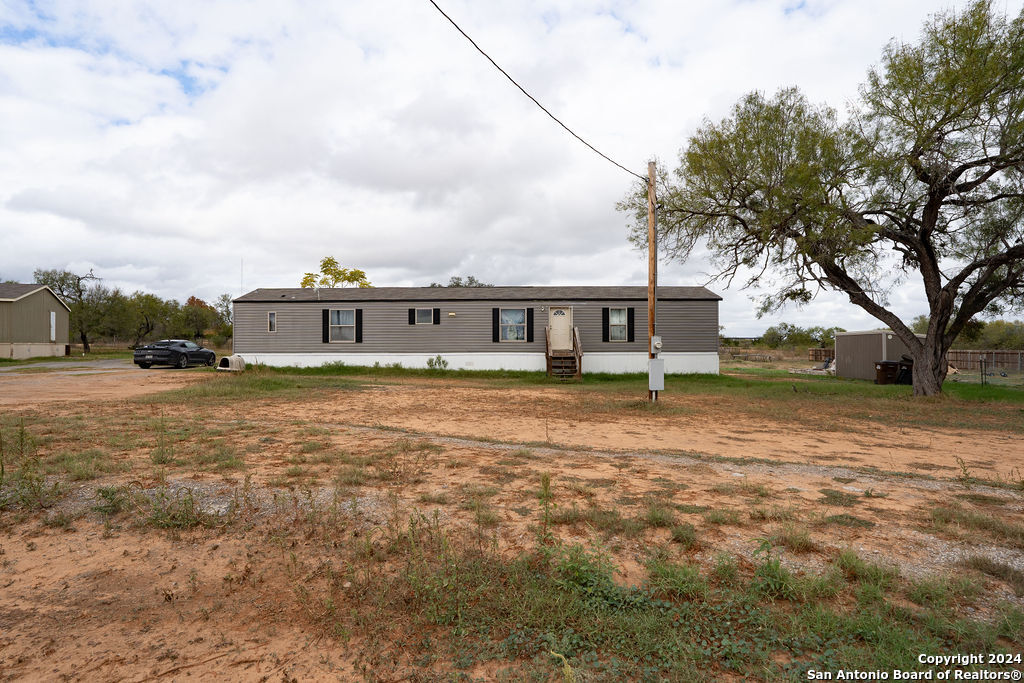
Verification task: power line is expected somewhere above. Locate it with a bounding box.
[426,0,647,183]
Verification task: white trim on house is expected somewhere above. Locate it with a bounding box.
[232,351,718,374]
[0,286,72,312]
[582,352,718,374]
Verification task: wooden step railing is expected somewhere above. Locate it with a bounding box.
[545,326,583,379]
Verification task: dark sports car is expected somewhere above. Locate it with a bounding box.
[133,340,216,369]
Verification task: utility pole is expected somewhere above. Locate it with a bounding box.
[647,160,658,401]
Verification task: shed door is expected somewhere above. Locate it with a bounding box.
[548,306,573,350]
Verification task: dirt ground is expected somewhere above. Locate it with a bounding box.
[1,363,1022,680]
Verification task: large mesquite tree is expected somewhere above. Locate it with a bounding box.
[622,1,1024,395]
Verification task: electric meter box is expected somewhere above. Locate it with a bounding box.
[648,358,665,391]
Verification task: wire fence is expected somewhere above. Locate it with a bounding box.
[945,366,1024,388]
[943,350,1024,387]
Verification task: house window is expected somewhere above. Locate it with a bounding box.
[500,308,527,341]
[609,308,628,342]
[415,308,433,325]
[329,309,355,342]
[267,312,277,333]
[49,311,56,342]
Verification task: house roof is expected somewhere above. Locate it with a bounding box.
[235,285,722,303]
[0,283,71,311]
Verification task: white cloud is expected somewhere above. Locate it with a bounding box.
[1,0,1017,334]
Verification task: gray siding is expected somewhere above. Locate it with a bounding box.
[0,290,69,344]
[234,298,718,355]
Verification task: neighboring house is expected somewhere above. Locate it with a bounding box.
[0,283,71,360]
[233,286,721,375]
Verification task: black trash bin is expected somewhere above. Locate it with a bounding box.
[895,355,914,385]
[875,361,900,384]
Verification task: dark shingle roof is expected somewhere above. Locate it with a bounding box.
[0,283,72,311]
[235,286,721,303]
[0,283,47,300]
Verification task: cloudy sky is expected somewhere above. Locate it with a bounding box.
[2,0,1019,335]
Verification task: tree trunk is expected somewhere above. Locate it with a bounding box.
[910,334,948,397]
[79,330,91,354]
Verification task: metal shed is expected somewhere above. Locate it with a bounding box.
[834,329,921,381]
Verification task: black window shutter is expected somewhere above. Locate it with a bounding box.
[526,308,534,342]
[601,307,609,342]
[355,309,363,343]
[627,307,635,342]
[492,308,499,342]
[408,308,416,325]
[433,308,441,324]
[322,309,329,343]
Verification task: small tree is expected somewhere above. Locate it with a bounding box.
[621,1,1024,395]
[429,275,494,287]
[125,292,172,347]
[300,256,371,288]
[33,268,106,352]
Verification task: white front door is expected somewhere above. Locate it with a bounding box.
[548,306,573,350]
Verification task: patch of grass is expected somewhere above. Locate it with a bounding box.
[564,479,597,499]
[460,484,499,499]
[818,488,861,507]
[959,556,1024,596]
[703,508,742,526]
[752,547,799,601]
[835,550,898,590]
[478,465,518,484]
[929,503,1024,548]
[740,481,771,498]
[472,501,499,527]
[192,442,245,472]
[712,553,739,585]
[822,513,875,528]
[645,554,707,599]
[643,501,676,528]
[673,503,709,514]
[907,575,980,611]
[45,448,127,480]
[418,491,449,505]
[93,485,135,517]
[144,373,367,404]
[43,510,77,529]
[769,524,817,553]
[299,440,331,453]
[507,447,540,461]
[289,505,1021,679]
[550,505,646,538]
[374,439,441,483]
[669,523,699,549]
[335,465,367,487]
[953,493,1010,507]
[750,505,796,522]
[147,488,211,529]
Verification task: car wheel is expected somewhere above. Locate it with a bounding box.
[175,353,188,369]
[139,362,152,369]
[206,355,215,367]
